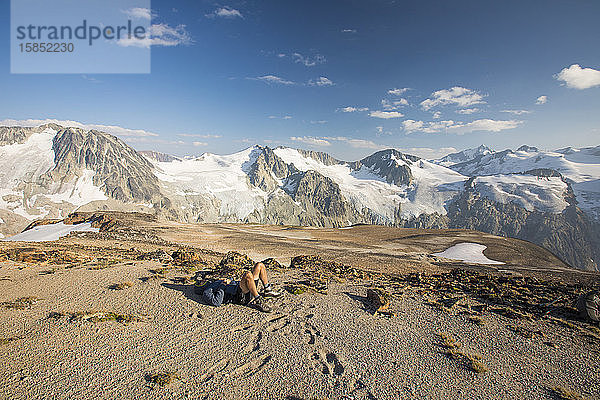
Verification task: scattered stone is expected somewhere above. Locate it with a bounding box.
[397,268,596,331]
[261,258,283,270]
[576,291,600,322]
[171,249,213,271]
[149,267,170,276]
[367,288,391,312]
[507,325,544,339]
[140,275,162,283]
[468,315,485,326]
[137,250,173,263]
[290,255,370,280]
[544,341,559,348]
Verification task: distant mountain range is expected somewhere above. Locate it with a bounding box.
[1,123,599,271]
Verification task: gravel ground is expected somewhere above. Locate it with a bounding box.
[1,257,599,400]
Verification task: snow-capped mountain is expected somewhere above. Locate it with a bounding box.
[434,144,494,167]
[446,145,600,220]
[0,124,599,271]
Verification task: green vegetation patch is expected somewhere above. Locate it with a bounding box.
[49,310,143,325]
[109,281,135,290]
[2,296,40,310]
[438,333,488,374]
[0,337,20,346]
[144,371,179,387]
[550,386,585,400]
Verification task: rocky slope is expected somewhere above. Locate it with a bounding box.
[1,124,599,271]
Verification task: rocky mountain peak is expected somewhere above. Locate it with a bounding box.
[140,150,180,163]
[349,149,417,186]
[49,127,166,205]
[517,145,539,152]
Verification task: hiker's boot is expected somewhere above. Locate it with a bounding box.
[251,296,272,313]
[262,285,282,298]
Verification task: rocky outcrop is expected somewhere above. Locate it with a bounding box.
[291,171,355,227]
[517,145,539,152]
[47,128,167,206]
[0,123,63,145]
[247,147,298,192]
[294,148,342,166]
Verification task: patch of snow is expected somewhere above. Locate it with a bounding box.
[0,217,4,224]
[0,127,56,188]
[45,169,108,206]
[152,146,267,219]
[3,222,99,242]
[432,242,504,265]
[472,174,569,213]
[0,128,56,219]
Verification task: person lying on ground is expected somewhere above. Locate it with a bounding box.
[198,261,281,312]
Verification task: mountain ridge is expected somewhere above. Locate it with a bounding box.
[1,124,599,271]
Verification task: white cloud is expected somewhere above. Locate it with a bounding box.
[290,136,331,146]
[309,76,334,86]
[125,137,185,145]
[432,111,442,119]
[193,141,208,147]
[178,133,222,139]
[206,7,243,19]
[381,98,408,110]
[402,118,520,135]
[122,7,153,20]
[0,118,159,137]
[342,29,357,33]
[310,120,327,124]
[421,87,485,110]
[375,126,392,136]
[339,138,382,149]
[457,108,479,114]
[117,23,192,47]
[536,95,548,105]
[387,88,410,96]
[252,75,296,85]
[402,120,425,133]
[369,110,403,119]
[292,53,326,67]
[501,109,531,115]
[555,64,600,89]
[322,136,383,150]
[267,115,293,120]
[339,106,368,113]
[447,119,521,134]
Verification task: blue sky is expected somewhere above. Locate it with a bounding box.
[1,0,600,160]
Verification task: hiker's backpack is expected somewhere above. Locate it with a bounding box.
[577,291,600,322]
